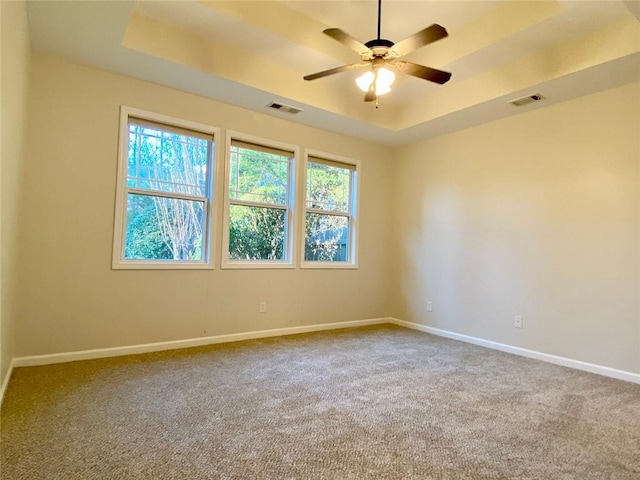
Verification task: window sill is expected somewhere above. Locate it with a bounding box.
[221,260,295,270]
[112,261,214,270]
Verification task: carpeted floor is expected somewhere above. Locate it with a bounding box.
[1,324,639,479]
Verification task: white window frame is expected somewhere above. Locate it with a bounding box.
[300,149,360,269]
[112,106,221,270]
[221,131,298,269]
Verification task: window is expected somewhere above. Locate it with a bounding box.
[222,134,297,268]
[302,152,359,268]
[113,107,218,269]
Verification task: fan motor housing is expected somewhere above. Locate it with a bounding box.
[364,39,396,59]
[365,38,394,49]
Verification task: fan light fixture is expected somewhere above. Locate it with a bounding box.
[355,67,395,96]
[303,0,451,105]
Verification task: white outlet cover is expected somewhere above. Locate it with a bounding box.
[426,301,433,312]
[514,315,523,328]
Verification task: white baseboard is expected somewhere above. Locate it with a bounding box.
[4,316,636,407]
[0,359,17,407]
[389,318,640,385]
[11,318,390,369]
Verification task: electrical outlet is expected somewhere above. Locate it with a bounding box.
[514,315,523,328]
[426,301,433,312]
[259,302,267,313]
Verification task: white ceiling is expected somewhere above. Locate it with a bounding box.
[26,1,640,146]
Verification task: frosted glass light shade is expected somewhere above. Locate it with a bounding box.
[355,71,375,92]
[355,67,395,96]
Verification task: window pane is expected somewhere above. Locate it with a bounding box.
[229,145,289,205]
[306,162,351,213]
[124,193,205,261]
[229,205,286,260]
[305,213,349,262]
[127,124,210,197]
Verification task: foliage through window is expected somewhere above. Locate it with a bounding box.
[114,110,360,270]
[304,156,357,264]
[226,139,294,263]
[116,115,214,266]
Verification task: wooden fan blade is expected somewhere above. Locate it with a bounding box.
[392,24,448,57]
[304,63,367,81]
[323,28,371,56]
[395,61,451,85]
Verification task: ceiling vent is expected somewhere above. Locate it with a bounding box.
[509,94,545,107]
[267,102,303,115]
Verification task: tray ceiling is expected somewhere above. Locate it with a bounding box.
[27,1,640,145]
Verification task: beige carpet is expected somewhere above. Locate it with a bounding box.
[1,324,639,479]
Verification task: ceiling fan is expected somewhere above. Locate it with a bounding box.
[303,0,452,103]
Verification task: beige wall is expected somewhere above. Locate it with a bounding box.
[14,54,394,356]
[5,48,639,379]
[392,82,640,374]
[1,1,31,385]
